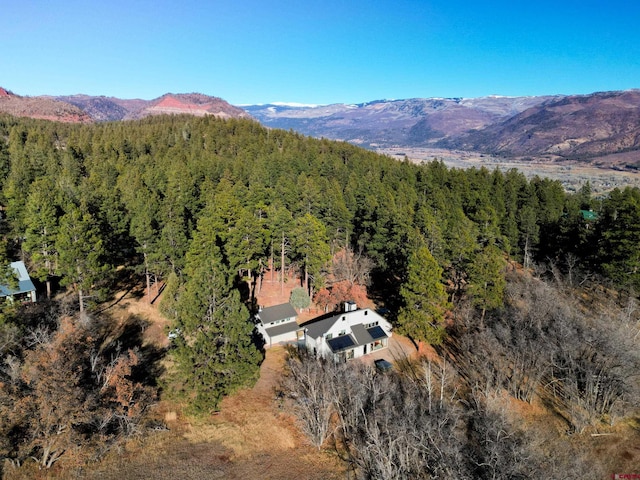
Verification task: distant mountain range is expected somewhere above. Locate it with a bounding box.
[0,86,92,123]
[244,92,640,167]
[0,88,250,122]
[1,86,640,167]
[57,92,252,121]
[439,91,640,161]
[243,96,556,148]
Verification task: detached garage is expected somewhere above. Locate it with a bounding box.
[255,303,300,347]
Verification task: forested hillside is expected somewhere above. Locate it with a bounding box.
[0,114,638,477]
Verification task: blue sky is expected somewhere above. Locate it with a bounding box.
[2,0,640,105]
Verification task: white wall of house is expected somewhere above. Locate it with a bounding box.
[304,308,392,361]
[258,328,298,347]
[255,303,300,347]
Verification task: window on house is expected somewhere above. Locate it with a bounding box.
[326,333,333,340]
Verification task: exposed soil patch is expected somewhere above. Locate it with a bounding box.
[79,346,344,480]
[255,270,323,323]
[186,346,345,479]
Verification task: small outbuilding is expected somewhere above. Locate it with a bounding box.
[0,261,37,303]
[255,302,300,347]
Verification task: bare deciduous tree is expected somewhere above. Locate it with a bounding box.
[283,350,336,449]
[330,247,374,287]
[0,313,157,469]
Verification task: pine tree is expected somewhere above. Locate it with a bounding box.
[225,206,268,300]
[171,214,261,414]
[56,205,107,312]
[397,245,451,347]
[129,196,161,302]
[265,204,293,290]
[467,243,506,323]
[289,287,311,311]
[22,178,59,298]
[597,187,640,290]
[291,213,331,296]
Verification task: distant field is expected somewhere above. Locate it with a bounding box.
[379,147,640,195]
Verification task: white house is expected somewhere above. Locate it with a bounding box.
[0,261,36,303]
[300,302,392,362]
[256,302,300,347]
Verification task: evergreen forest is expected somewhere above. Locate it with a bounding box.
[0,113,638,478]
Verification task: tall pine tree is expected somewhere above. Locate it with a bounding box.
[22,178,59,298]
[397,245,451,347]
[56,204,107,312]
[467,243,506,323]
[291,213,331,296]
[171,212,261,414]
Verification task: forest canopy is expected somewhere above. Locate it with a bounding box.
[0,113,637,302]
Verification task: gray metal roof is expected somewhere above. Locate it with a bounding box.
[258,303,298,324]
[301,308,389,340]
[302,313,343,340]
[351,323,374,345]
[265,321,300,338]
[0,261,36,297]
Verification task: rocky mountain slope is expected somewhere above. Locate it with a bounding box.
[0,87,92,123]
[438,90,640,162]
[57,92,251,121]
[243,96,557,147]
[0,88,250,123]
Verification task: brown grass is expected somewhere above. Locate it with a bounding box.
[8,282,345,480]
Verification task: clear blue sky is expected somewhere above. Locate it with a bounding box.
[2,0,639,105]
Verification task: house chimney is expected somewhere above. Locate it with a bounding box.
[344,301,357,312]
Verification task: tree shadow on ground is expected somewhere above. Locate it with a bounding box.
[90,311,166,387]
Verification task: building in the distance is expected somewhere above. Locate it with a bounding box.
[0,261,37,303]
